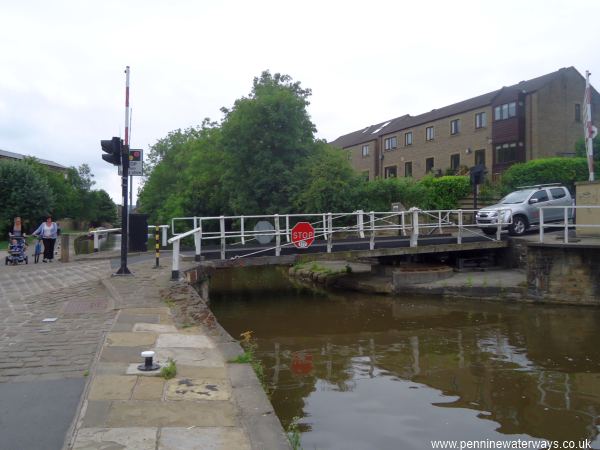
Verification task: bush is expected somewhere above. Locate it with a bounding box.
[417,175,471,210]
[500,158,589,194]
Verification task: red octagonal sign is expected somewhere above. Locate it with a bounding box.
[291,222,315,249]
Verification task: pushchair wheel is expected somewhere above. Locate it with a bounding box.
[4,257,7,265]
[25,256,28,264]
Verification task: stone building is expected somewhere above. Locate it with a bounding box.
[0,148,67,173]
[330,67,600,180]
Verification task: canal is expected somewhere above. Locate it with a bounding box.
[209,267,600,450]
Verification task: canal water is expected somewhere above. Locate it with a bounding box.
[209,267,600,450]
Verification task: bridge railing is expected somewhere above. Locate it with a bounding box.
[88,225,170,252]
[167,209,512,279]
[539,205,600,243]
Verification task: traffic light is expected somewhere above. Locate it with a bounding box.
[101,137,123,166]
[470,164,487,186]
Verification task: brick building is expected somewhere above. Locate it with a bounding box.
[330,67,600,180]
[0,148,67,173]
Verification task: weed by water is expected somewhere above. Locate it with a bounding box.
[230,331,268,391]
[161,358,177,379]
[287,416,303,450]
[466,275,473,288]
[83,370,89,377]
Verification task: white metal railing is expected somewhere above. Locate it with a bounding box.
[167,209,512,279]
[88,225,170,252]
[539,205,600,243]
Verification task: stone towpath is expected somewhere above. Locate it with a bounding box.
[67,257,290,450]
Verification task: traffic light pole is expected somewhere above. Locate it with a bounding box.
[116,145,132,275]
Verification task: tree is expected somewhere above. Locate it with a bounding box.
[0,160,55,233]
[500,157,589,194]
[219,71,316,214]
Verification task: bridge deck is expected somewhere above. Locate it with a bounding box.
[188,234,508,269]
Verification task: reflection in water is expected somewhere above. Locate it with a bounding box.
[209,267,600,450]
[74,233,121,254]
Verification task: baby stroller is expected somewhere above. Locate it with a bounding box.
[5,234,28,265]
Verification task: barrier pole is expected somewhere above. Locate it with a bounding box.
[154,225,160,268]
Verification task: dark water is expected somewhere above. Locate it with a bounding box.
[209,267,600,450]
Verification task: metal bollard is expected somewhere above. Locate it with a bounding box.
[154,225,160,268]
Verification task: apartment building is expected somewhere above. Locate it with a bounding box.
[0,148,67,173]
[330,67,600,180]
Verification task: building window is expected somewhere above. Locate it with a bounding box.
[404,162,412,177]
[405,131,413,146]
[450,119,460,135]
[361,170,370,181]
[494,102,517,121]
[425,157,434,173]
[475,112,487,129]
[362,145,370,157]
[474,149,486,167]
[384,165,397,178]
[495,142,518,164]
[426,126,434,141]
[575,103,581,122]
[384,136,397,151]
[450,153,460,171]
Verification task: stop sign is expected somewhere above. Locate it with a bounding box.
[291,222,315,249]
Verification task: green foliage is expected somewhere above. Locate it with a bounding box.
[417,176,471,210]
[287,416,303,450]
[500,157,590,194]
[0,159,55,233]
[160,358,177,379]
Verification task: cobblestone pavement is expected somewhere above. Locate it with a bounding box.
[0,260,116,383]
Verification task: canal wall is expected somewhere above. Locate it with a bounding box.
[527,243,600,306]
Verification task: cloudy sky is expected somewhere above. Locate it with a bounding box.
[2,0,599,203]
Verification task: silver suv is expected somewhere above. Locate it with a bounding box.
[476,184,574,236]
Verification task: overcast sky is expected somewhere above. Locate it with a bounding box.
[2,0,599,204]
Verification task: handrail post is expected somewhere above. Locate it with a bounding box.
[275,214,281,256]
[401,212,406,236]
[161,226,168,247]
[410,209,419,247]
[240,216,245,245]
[285,215,290,242]
[539,209,545,243]
[438,211,442,234]
[220,216,226,260]
[369,211,375,250]
[457,210,463,244]
[193,217,201,261]
[322,214,327,241]
[564,207,569,244]
[171,239,180,280]
[327,212,333,253]
[496,210,503,241]
[93,232,99,252]
[357,210,365,238]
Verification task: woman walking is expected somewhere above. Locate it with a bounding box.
[33,215,58,262]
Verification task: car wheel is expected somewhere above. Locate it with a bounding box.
[508,215,528,236]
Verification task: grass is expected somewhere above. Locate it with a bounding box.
[160,358,177,379]
[229,331,268,391]
[287,416,303,450]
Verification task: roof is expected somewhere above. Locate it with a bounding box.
[0,148,67,170]
[330,67,587,148]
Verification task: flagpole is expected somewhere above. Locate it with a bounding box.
[584,71,596,182]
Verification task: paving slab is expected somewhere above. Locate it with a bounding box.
[100,346,147,363]
[126,363,163,376]
[177,365,228,379]
[73,427,157,449]
[156,333,215,349]
[133,323,178,333]
[158,427,251,450]
[88,375,137,400]
[132,377,165,400]
[106,332,157,347]
[106,400,237,427]
[165,377,231,401]
[155,347,225,367]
